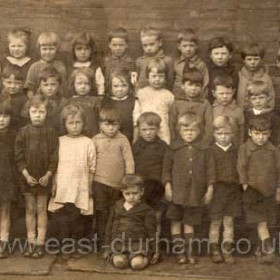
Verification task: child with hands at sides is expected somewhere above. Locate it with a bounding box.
[0,28,33,81]
[133,58,174,144]
[101,69,135,143]
[237,117,280,264]
[104,175,160,270]
[14,94,58,259]
[163,112,215,265]
[48,104,95,260]
[68,32,104,97]
[25,31,68,98]
[92,107,134,250]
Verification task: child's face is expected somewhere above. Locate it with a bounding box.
[29,104,47,126]
[0,114,10,130]
[65,114,83,137]
[182,81,202,99]
[111,77,129,99]
[214,126,233,147]
[148,68,165,89]
[250,94,268,111]
[243,56,262,72]
[179,124,200,143]
[141,35,162,56]
[40,77,60,98]
[109,38,128,58]
[210,46,232,66]
[74,73,91,96]
[122,185,143,206]
[100,121,120,138]
[249,129,271,146]
[177,40,197,58]
[40,45,57,62]
[213,85,234,106]
[74,44,91,62]
[138,122,158,142]
[9,38,27,59]
[2,75,23,95]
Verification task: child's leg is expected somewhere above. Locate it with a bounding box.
[209,218,223,263]
[112,254,129,269]
[171,221,186,263]
[130,255,149,270]
[222,216,235,263]
[257,221,270,242]
[183,224,195,263]
[0,202,11,243]
[36,194,48,246]
[155,209,163,234]
[24,195,37,245]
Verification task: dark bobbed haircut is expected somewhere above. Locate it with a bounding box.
[241,42,265,60]
[108,27,128,43]
[249,117,271,131]
[212,74,233,90]
[177,28,198,45]
[1,64,24,81]
[182,69,203,85]
[38,65,62,84]
[208,36,234,53]
[99,106,121,124]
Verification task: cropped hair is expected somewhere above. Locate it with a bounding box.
[7,28,30,46]
[247,80,269,97]
[208,37,233,53]
[145,58,167,78]
[0,95,11,115]
[69,67,95,94]
[177,28,198,45]
[38,66,62,84]
[108,68,133,96]
[99,107,121,124]
[249,117,271,131]
[108,27,129,43]
[121,174,144,190]
[71,32,97,62]
[177,111,201,131]
[140,26,161,40]
[136,112,162,128]
[213,116,237,134]
[241,42,265,60]
[36,31,60,49]
[182,69,203,85]
[1,64,24,81]
[213,74,233,90]
[60,104,86,135]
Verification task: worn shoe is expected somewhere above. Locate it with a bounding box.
[32,245,45,259]
[23,243,35,258]
[210,243,223,263]
[260,238,276,264]
[222,242,235,264]
[176,253,188,264]
[0,241,9,259]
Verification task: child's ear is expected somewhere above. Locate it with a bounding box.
[158,39,162,48]
[212,90,216,98]
[248,129,252,138]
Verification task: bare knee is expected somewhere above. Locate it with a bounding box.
[112,254,129,269]
[130,255,148,270]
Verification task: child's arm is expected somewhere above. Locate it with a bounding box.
[144,209,157,263]
[237,108,245,145]
[39,171,53,187]
[95,67,105,97]
[162,148,174,201]
[275,148,280,203]
[204,148,215,204]
[132,99,141,143]
[203,101,213,146]
[24,63,37,95]
[88,141,96,197]
[267,75,275,110]
[123,138,135,174]
[22,168,38,186]
[169,103,177,142]
[237,144,249,190]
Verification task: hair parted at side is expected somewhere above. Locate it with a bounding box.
[108,68,133,96]
[208,36,233,53]
[182,69,203,85]
[38,66,61,84]
[136,112,162,128]
[249,117,271,131]
[176,111,201,131]
[247,80,269,97]
[177,28,198,45]
[241,42,265,60]
[121,174,144,190]
[108,27,128,43]
[145,58,167,78]
[213,116,237,134]
[140,26,161,40]
[213,74,233,90]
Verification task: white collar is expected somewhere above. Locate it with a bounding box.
[6,56,31,67]
[74,61,91,68]
[252,108,263,115]
[123,201,134,211]
[215,142,232,151]
[110,95,129,101]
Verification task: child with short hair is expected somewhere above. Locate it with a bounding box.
[104,175,159,270]
[0,64,28,131]
[132,112,167,234]
[68,67,101,137]
[69,32,104,97]
[136,26,174,90]
[207,37,239,104]
[0,28,32,81]
[244,80,280,145]
[173,28,209,98]
[48,104,95,259]
[237,42,275,111]
[92,107,134,249]
[169,69,213,146]
[238,117,280,264]
[208,116,242,264]
[25,32,68,98]
[102,69,135,143]
[133,58,174,144]
[163,112,215,264]
[212,74,244,146]
[14,94,58,258]
[0,97,18,258]
[102,27,137,90]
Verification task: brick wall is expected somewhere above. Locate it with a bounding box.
[0,0,279,65]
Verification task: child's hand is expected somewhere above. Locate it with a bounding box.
[165,182,172,202]
[51,178,57,197]
[131,72,138,86]
[150,252,162,265]
[276,188,280,203]
[39,172,52,187]
[103,249,111,262]
[26,175,38,187]
[203,185,213,205]
[242,184,248,191]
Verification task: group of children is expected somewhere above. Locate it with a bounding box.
[0,25,279,271]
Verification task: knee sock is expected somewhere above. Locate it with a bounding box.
[209,218,222,244]
[172,234,185,255]
[223,216,234,243]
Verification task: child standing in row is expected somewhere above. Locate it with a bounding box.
[92,107,134,249]
[133,58,174,144]
[163,112,215,264]
[173,28,209,98]
[69,32,104,97]
[15,95,58,258]
[136,26,174,90]
[25,32,68,98]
